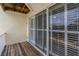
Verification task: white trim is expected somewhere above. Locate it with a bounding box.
[30,29,47,31]
[33,16,36,45]
[42,12,44,50]
[50,10,53,54]
[46,3,56,8]
[64,4,67,56]
[25,3,33,12]
[49,30,65,32]
[46,8,49,56]
[67,31,79,33]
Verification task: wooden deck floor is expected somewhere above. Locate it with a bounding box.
[1,42,43,56]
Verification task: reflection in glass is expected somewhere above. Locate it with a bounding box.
[49,6,64,30]
[67,4,79,31]
[35,10,47,53]
[29,30,33,43]
[43,13,47,29]
[35,31,43,49]
[43,31,47,53]
[37,15,42,29]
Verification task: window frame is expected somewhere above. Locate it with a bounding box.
[29,3,79,56]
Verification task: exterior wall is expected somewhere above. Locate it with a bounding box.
[0,4,52,45]
[0,6,27,45]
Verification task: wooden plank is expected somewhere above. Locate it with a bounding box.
[1,41,43,56]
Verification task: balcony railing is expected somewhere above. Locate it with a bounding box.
[0,33,6,55]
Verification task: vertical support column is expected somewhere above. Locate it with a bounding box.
[28,18,31,42]
[50,10,53,54]
[33,16,35,45]
[64,4,67,56]
[42,12,44,50]
[46,8,49,56]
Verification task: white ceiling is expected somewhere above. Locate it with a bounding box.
[26,3,51,11]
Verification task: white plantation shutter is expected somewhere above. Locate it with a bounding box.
[29,10,47,54]
[67,33,79,56]
[67,4,79,56]
[29,3,79,56]
[49,4,65,56]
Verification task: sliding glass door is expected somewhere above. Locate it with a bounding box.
[49,3,79,56]
[49,4,65,56]
[35,10,47,53]
[67,4,79,56]
[29,10,47,54]
[29,16,35,45]
[29,3,79,56]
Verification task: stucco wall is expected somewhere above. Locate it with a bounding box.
[0,6,27,45]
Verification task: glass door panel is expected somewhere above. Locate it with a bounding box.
[49,4,65,56]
